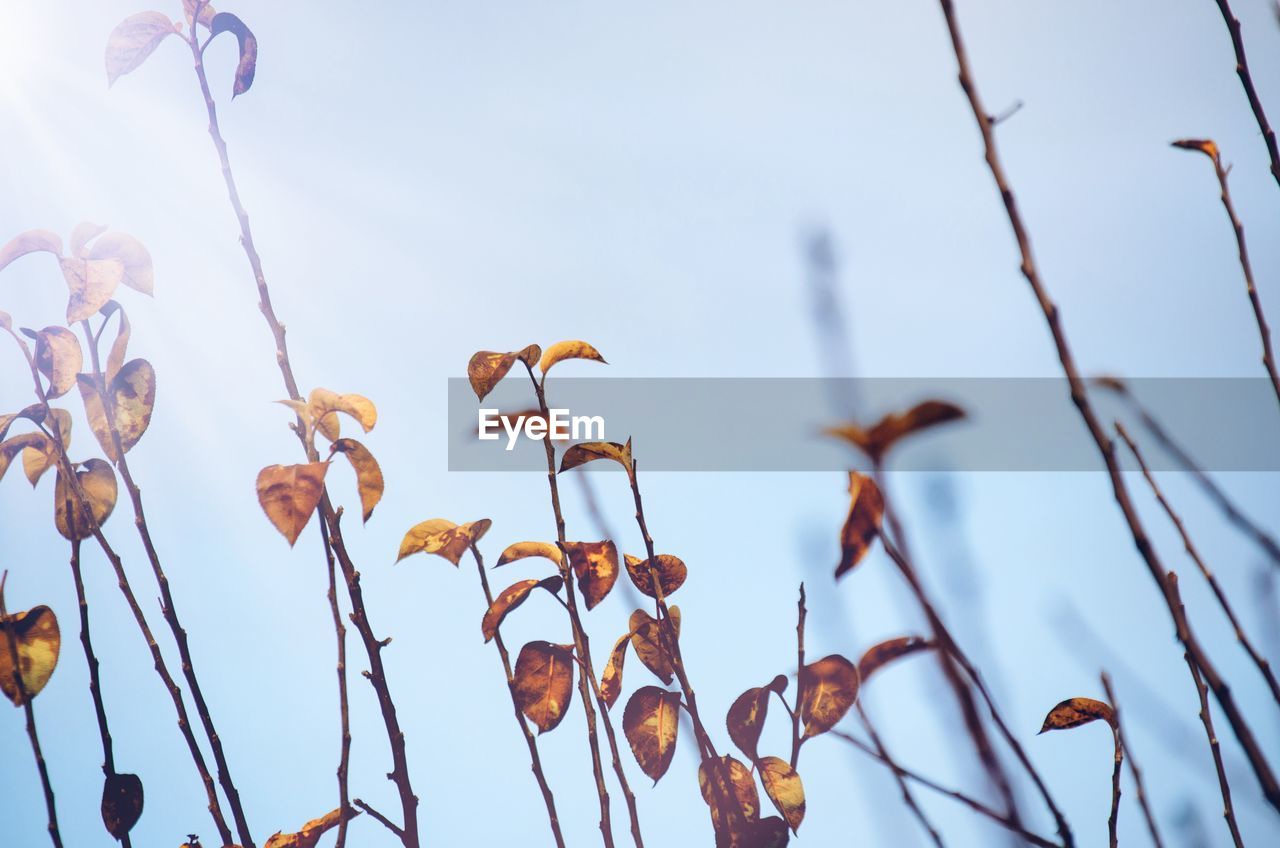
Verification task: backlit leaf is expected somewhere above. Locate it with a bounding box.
[758,757,805,833]
[263,806,360,848]
[89,232,154,296]
[210,13,257,97]
[0,605,60,705]
[61,257,124,324]
[255,462,329,546]
[600,633,630,709]
[2,433,48,485]
[101,772,144,839]
[331,438,383,522]
[1039,697,1116,734]
[105,12,178,86]
[20,409,71,487]
[69,223,109,258]
[726,686,769,763]
[35,327,82,399]
[798,654,858,739]
[514,641,575,733]
[183,0,217,29]
[481,576,563,643]
[836,472,883,579]
[858,636,933,686]
[55,459,118,541]
[562,540,618,610]
[308,388,376,442]
[77,359,156,463]
[825,400,965,461]
[624,553,687,599]
[559,439,633,474]
[629,606,680,685]
[496,541,563,568]
[698,755,760,835]
[0,230,63,273]
[396,518,492,565]
[467,345,541,401]
[624,686,682,782]
[539,340,607,375]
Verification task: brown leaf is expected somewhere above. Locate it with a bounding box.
[308,388,376,442]
[105,11,178,86]
[624,686,682,782]
[55,459,118,541]
[35,327,82,399]
[0,605,61,705]
[0,229,63,273]
[1172,138,1220,162]
[539,340,607,375]
[698,755,761,835]
[857,636,934,685]
[467,345,541,401]
[1039,697,1116,734]
[758,757,805,833]
[624,553,687,598]
[514,641,575,733]
[396,518,492,565]
[562,540,619,610]
[88,232,153,296]
[726,686,770,763]
[559,439,633,474]
[101,772,144,839]
[836,472,883,579]
[183,0,217,29]
[100,301,131,384]
[263,806,360,848]
[496,541,563,568]
[77,358,156,462]
[481,576,563,643]
[61,257,125,324]
[255,462,329,546]
[600,633,630,709]
[2,433,49,485]
[826,400,965,461]
[209,13,257,98]
[331,438,383,522]
[798,654,858,739]
[20,409,71,487]
[629,606,680,685]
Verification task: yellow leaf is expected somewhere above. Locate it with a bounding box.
[1172,138,1220,162]
[624,685,682,782]
[600,633,630,709]
[758,756,805,833]
[539,340,607,376]
[396,518,492,565]
[629,606,680,685]
[495,541,562,568]
[481,576,562,643]
[0,605,61,705]
[836,472,883,579]
[2,433,48,485]
[101,302,131,384]
[858,636,933,686]
[562,540,619,610]
[55,459,118,541]
[263,806,360,848]
[76,360,155,463]
[559,439,633,474]
[60,257,124,324]
[798,654,858,739]
[623,553,687,599]
[88,232,154,296]
[513,641,575,733]
[307,388,376,441]
[20,409,71,487]
[255,462,329,546]
[1039,697,1116,734]
[331,438,383,523]
[34,327,82,399]
[467,345,541,402]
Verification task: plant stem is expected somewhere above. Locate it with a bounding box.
[934,0,1280,813]
[318,527,351,848]
[1100,673,1165,848]
[854,702,946,848]
[790,584,805,770]
[1209,0,1280,190]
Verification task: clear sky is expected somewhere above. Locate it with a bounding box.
[2,1,1279,846]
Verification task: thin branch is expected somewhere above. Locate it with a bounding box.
[353,798,404,840]
[1208,0,1280,190]
[934,0,1280,812]
[318,527,351,848]
[790,584,805,770]
[1100,673,1165,848]
[854,702,946,848]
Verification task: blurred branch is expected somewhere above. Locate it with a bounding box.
[1101,673,1165,848]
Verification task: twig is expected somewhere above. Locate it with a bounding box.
[318,527,351,848]
[1116,422,1280,706]
[1208,0,1280,190]
[353,798,404,839]
[1167,574,1244,848]
[469,544,566,848]
[934,0,1280,812]
[854,702,946,848]
[1100,673,1165,848]
[790,584,805,770]
[0,572,63,848]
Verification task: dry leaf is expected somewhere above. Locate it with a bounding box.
[1039,697,1116,734]
[514,641,575,733]
[467,345,541,401]
[35,327,82,399]
[331,438,383,522]
[210,13,257,97]
[1171,138,1220,162]
[758,757,805,833]
[825,400,965,461]
[836,472,883,579]
[101,772,144,839]
[396,518,492,565]
[698,755,761,835]
[629,606,680,685]
[88,232,153,296]
[600,633,630,709]
[857,636,933,686]
[481,576,563,643]
[562,540,619,610]
[308,388,376,442]
[559,439,633,474]
[798,654,858,739]
[2,433,49,485]
[69,223,109,258]
[726,686,770,763]
[539,340,607,375]
[496,541,563,568]
[100,301,131,384]
[263,806,359,848]
[20,409,71,487]
[624,553,687,599]
[0,230,63,273]
[624,686,682,782]
[183,0,217,29]
[255,462,329,546]
[105,11,178,86]
[55,459,118,541]
[61,257,125,324]
[0,605,61,705]
[77,358,156,463]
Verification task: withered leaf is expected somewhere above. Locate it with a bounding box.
[20,409,71,487]
[308,388,376,442]
[559,439,633,474]
[1039,697,1116,734]
[100,301,131,384]
[562,540,619,610]
[0,230,63,273]
[1172,138,1220,162]
[539,340,607,375]
[331,438,383,523]
[55,459,118,541]
[836,472,883,579]
[698,755,761,835]
[726,686,770,763]
[467,345,541,401]
[496,541,563,568]
[858,636,934,686]
[798,654,858,739]
[396,518,492,565]
[2,433,48,485]
[624,686,682,782]
[210,13,257,98]
[0,605,61,705]
[61,257,125,324]
[481,576,563,643]
[70,222,109,258]
[77,358,156,462]
[105,11,178,86]
[600,633,630,709]
[101,772,144,839]
[514,641,575,733]
[825,400,965,461]
[263,806,360,848]
[629,606,680,685]
[35,327,82,399]
[758,756,805,833]
[624,553,687,599]
[183,0,217,29]
[255,462,329,546]
[88,232,154,296]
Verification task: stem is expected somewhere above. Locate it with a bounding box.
[468,545,566,848]
[1100,673,1165,848]
[0,573,63,848]
[790,584,805,770]
[935,0,1280,812]
[1209,0,1280,191]
[318,528,351,848]
[855,702,946,848]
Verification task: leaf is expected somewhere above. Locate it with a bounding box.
[255,462,329,546]
[0,605,61,705]
[857,636,934,685]
[726,686,770,763]
[825,400,965,461]
[89,232,154,296]
[798,654,858,739]
[758,757,805,833]
[263,807,360,848]
[308,388,376,442]
[624,686,682,782]
[101,772,144,839]
[396,518,492,565]
[836,472,883,579]
[1039,697,1116,734]
[210,13,258,97]
[21,409,71,487]
[698,755,761,835]
[0,230,63,273]
[496,541,563,568]
[70,223,109,258]
[559,439,633,474]
[481,576,562,643]
[101,301,131,384]
[105,12,178,86]
[624,553,687,599]
[467,345,541,401]
[183,0,217,29]
[539,340,607,375]
[562,540,619,610]
[34,328,83,399]
[331,438,383,522]
[1,433,48,484]
[513,641,575,733]
[77,359,157,463]
[600,633,630,709]
[61,257,124,324]
[629,606,680,685]
[55,459,118,541]
[1172,138,1220,161]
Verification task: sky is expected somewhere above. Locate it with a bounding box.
[2,0,1280,846]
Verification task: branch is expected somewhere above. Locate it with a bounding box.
[317,526,351,848]
[1100,673,1165,848]
[854,702,946,847]
[1209,0,1280,190]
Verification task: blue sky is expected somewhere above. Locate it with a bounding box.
[2,1,1279,845]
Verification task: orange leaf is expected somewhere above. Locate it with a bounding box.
[55,459,118,541]
[836,472,883,579]
[600,633,630,709]
[562,540,619,610]
[629,606,679,685]
[539,340,607,376]
[496,541,562,568]
[467,345,541,402]
[624,553,687,599]
[857,636,933,685]
[624,686,682,782]
[255,462,329,546]
[758,756,805,833]
[331,438,383,523]
[798,654,858,739]
[559,439,632,474]
[513,641,575,733]
[396,518,492,565]
[481,576,562,643]
[0,604,60,705]
[1039,697,1116,734]
[726,686,770,763]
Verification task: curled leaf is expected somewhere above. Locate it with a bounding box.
[396,518,491,565]
[629,606,680,685]
[539,340,607,375]
[101,772,144,839]
[89,232,154,296]
[55,459,118,541]
[210,12,257,97]
[758,757,805,833]
[467,345,541,401]
[559,439,633,474]
[825,400,965,461]
[308,388,376,441]
[0,230,63,274]
[1171,138,1220,162]
[514,641,575,733]
[331,438,383,522]
[1039,697,1116,734]
[600,633,630,709]
[496,541,563,568]
[481,576,562,643]
[726,686,770,763]
[857,636,933,685]
[255,462,329,546]
[2,433,49,485]
[624,686,682,782]
[35,327,82,399]
[624,553,687,598]
[836,472,883,579]
[0,605,61,705]
[798,654,858,739]
[105,12,178,86]
[20,409,71,488]
[562,540,619,610]
[263,806,360,848]
[61,258,124,324]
